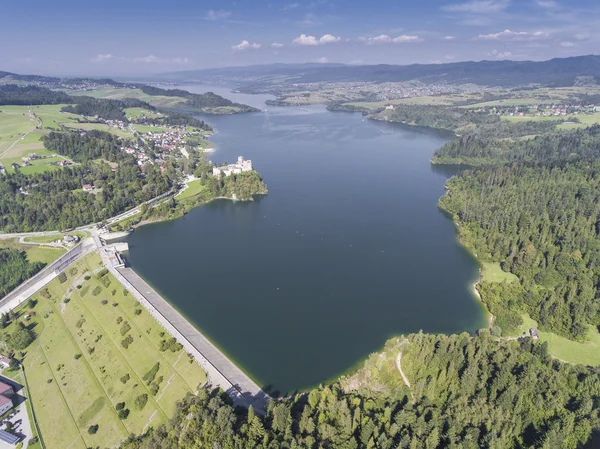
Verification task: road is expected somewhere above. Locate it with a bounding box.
[0,239,96,315]
[91,232,269,412]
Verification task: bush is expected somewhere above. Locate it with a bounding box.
[88,424,99,434]
[101,299,108,305]
[96,268,108,279]
[75,318,85,329]
[149,383,159,396]
[120,373,130,384]
[69,267,78,277]
[143,362,160,384]
[74,353,81,360]
[100,276,111,288]
[116,316,123,324]
[84,275,91,281]
[58,272,67,284]
[116,402,125,411]
[28,436,39,446]
[120,322,131,336]
[63,297,70,304]
[160,337,182,353]
[92,286,102,296]
[121,335,134,349]
[27,298,37,309]
[76,285,82,289]
[118,408,130,420]
[39,288,51,299]
[47,379,52,383]
[135,308,142,316]
[134,394,148,411]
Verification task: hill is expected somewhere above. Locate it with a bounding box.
[159,55,600,87]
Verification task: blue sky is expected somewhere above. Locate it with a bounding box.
[2,0,599,75]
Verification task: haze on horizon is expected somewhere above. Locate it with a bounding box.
[2,0,600,77]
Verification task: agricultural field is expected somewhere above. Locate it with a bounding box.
[0,238,66,265]
[19,253,206,449]
[67,88,188,108]
[124,107,160,120]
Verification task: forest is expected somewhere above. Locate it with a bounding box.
[0,249,44,298]
[440,161,600,338]
[0,160,172,232]
[433,125,600,165]
[135,84,260,113]
[0,84,71,105]
[119,332,600,449]
[43,129,130,162]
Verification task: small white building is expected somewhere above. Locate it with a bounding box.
[213,156,253,177]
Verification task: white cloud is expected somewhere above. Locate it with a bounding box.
[130,55,190,64]
[560,41,576,47]
[444,36,456,40]
[489,49,513,59]
[477,29,550,41]
[231,40,262,51]
[361,34,423,44]
[271,42,284,48]
[443,0,510,13]
[298,13,321,26]
[536,0,559,8]
[91,54,115,63]
[205,10,232,20]
[293,34,341,46]
[574,33,590,41]
[18,57,33,64]
[393,35,423,43]
[314,57,329,63]
[319,34,341,44]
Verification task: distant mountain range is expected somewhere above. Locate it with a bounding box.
[157,55,600,87]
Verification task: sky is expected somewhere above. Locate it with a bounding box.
[2,0,599,76]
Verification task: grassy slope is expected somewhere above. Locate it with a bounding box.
[20,253,206,449]
[0,239,65,265]
[481,262,518,283]
[176,179,208,200]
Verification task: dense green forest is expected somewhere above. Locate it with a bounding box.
[440,161,600,339]
[43,129,129,162]
[433,125,600,165]
[120,332,600,449]
[135,84,260,113]
[0,84,71,105]
[0,161,172,232]
[0,249,44,298]
[61,96,155,121]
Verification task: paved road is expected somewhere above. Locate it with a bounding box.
[0,239,95,314]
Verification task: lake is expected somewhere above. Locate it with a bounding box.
[125,86,487,394]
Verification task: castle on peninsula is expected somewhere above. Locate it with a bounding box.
[213,156,253,177]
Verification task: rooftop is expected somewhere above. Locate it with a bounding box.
[0,429,19,445]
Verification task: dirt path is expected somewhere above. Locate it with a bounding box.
[396,341,415,404]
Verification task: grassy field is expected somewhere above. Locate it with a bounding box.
[61,121,133,138]
[133,124,171,134]
[67,88,188,108]
[18,253,206,449]
[0,239,66,265]
[513,315,600,366]
[124,107,160,120]
[176,179,208,200]
[481,262,518,283]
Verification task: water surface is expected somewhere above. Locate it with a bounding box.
[125,91,486,394]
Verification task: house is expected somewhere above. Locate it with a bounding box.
[530,328,539,339]
[0,382,14,415]
[0,429,19,446]
[0,356,10,368]
[82,184,93,192]
[10,163,20,170]
[212,156,253,177]
[63,235,79,246]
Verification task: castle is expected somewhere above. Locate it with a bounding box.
[212,156,253,177]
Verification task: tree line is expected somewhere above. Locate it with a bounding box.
[119,332,600,449]
[0,249,44,298]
